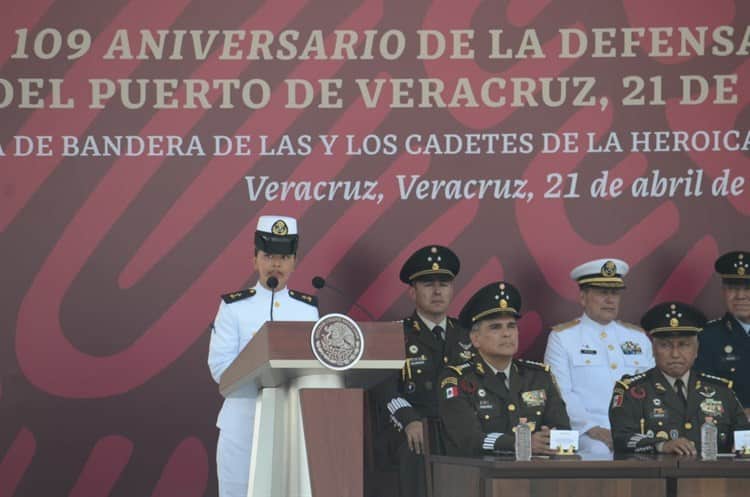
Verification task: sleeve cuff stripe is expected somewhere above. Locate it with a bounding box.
[387,397,412,414]
[482,433,503,450]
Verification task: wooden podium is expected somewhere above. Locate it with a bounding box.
[219,320,404,497]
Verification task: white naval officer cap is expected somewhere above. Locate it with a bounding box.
[255,215,299,255]
[570,258,629,289]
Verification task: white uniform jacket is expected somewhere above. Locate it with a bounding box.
[208,284,319,438]
[544,314,654,435]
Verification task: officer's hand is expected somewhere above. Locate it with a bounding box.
[405,421,424,455]
[586,426,613,450]
[531,426,557,455]
[661,438,697,456]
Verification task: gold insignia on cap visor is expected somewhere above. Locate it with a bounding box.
[500,299,508,308]
[601,260,617,277]
[271,219,289,235]
[670,318,680,327]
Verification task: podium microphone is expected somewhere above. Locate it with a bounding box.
[267,276,279,321]
[312,276,376,321]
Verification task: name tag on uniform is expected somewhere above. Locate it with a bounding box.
[579,349,597,355]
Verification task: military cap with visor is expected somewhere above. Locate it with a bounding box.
[715,251,750,287]
[459,281,522,329]
[254,215,298,255]
[640,301,707,338]
[399,245,460,284]
[570,258,629,289]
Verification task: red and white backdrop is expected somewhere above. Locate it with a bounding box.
[0,0,748,495]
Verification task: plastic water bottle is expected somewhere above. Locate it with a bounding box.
[515,421,532,461]
[701,417,718,461]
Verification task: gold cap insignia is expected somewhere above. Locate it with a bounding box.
[670,318,679,327]
[500,299,508,308]
[739,267,746,276]
[272,220,288,235]
[601,260,617,277]
[432,262,439,270]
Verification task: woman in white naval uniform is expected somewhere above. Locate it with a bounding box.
[544,258,653,456]
[208,216,319,497]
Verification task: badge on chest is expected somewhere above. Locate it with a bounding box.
[521,389,547,407]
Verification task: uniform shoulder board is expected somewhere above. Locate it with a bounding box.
[699,372,733,389]
[516,358,550,372]
[403,317,420,332]
[447,362,471,376]
[288,289,318,307]
[706,317,721,325]
[551,319,580,332]
[617,372,647,389]
[617,320,646,333]
[221,288,256,304]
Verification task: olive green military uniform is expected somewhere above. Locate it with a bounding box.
[388,312,473,427]
[438,355,571,457]
[609,368,747,453]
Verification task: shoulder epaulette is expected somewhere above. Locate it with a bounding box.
[699,372,733,389]
[617,320,646,333]
[447,362,471,376]
[706,318,721,325]
[551,319,580,332]
[288,289,318,307]
[221,288,256,304]
[516,358,550,372]
[617,372,647,389]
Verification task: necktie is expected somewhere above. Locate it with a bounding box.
[432,325,445,341]
[674,378,687,406]
[496,372,509,393]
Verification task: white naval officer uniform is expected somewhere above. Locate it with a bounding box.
[209,284,318,497]
[544,313,654,455]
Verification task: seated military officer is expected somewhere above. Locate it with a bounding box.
[544,258,653,456]
[696,251,750,419]
[610,302,748,455]
[438,282,570,457]
[384,245,472,497]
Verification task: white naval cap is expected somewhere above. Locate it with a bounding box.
[255,215,299,254]
[570,258,629,288]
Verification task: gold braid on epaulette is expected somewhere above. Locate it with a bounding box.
[617,320,646,333]
[617,373,647,389]
[699,372,733,389]
[551,319,580,332]
[517,358,550,372]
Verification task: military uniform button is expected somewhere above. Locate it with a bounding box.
[610,363,617,370]
[658,421,663,427]
[731,368,736,373]
[274,301,281,308]
[484,414,490,420]
[417,369,422,374]
[600,331,608,339]
[684,422,692,430]
[536,411,542,416]
[444,357,448,363]
[608,345,614,351]
[508,404,516,412]
[585,360,591,365]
